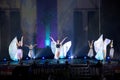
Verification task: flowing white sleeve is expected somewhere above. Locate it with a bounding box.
[9,37,18,61]
[104,38,111,48]
[59,41,72,58]
[110,48,114,58]
[103,38,111,59]
[94,35,103,53]
[50,41,56,55]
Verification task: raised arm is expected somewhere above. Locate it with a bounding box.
[50,36,56,44]
[21,36,23,46]
[60,37,67,44]
[16,39,19,47]
[110,40,113,47]
[91,40,94,45]
[33,44,37,47]
[88,41,91,47]
[25,44,29,47]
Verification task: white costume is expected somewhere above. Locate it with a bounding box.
[26,44,36,59]
[88,41,94,58]
[109,41,114,58]
[50,37,71,59]
[109,48,114,58]
[9,37,23,61]
[16,47,23,60]
[51,41,71,59]
[94,35,111,60]
[88,48,94,58]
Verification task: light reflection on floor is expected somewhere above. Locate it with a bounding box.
[0,58,118,66]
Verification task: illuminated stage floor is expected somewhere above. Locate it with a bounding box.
[0,58,119,66]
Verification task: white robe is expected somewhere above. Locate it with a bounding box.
[94,35,111,60]
[109,47,114,58]
[51,41,72,59]
[88,48,94,58]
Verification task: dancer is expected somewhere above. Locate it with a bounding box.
[94,34,111,61]
[109,40,114,59]
[50,36,71,59]
[87,40,94,58]
[9,36,24,62]
[25,44,37,59]
[16,36,24,63]
[103,38,111,60]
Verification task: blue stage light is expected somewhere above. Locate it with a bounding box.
[42,57,45,59]
[33,56,36,59]
[3,58,7,61]
[70,56,74,59]
[107,56,110,60]
[84,56,87,59]
[45,39,50,46]
[68,55,74,59]
[26,57,29,60]
[74,56,77,59]
[68,56,71,59]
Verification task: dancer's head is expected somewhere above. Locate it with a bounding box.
[30,44,33,47]
[17,41,21,46]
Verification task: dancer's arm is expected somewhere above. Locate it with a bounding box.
[33,44,37,47]
[60,37,67,44]
[16,37,19,47]
[25,44,29,47]
[21,36,23,46]
[88,41,90,47]
[16,41,19,47]
[91,40,94,46]
[92,40,94,44]
[110,40,113,47]
[50,36,56,44]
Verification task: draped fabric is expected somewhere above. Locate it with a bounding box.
[51,41,72,59]
[94,35,111,60]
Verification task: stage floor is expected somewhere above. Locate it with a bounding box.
[0,58,119,66]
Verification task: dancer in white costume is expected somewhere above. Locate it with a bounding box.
[9,37,18,61]
[50,36,72,59]
[103,38,111,60]
[109,40,114,59]
[25,44,37,59]
[94,35,111,60]
[9,36,23,61]
[88,40,94,58]
[16,36,24,63]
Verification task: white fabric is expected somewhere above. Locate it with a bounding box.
[9,37,18,61]
[103,38,111,59]
[94,34,111,60]
[28,49,35,59]
[51,41,72,59]
[16,49,23,60]
[109,48,114,58]
[88,48,94,58]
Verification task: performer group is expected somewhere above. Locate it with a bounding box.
[9,36,72,62]
[88,34,114,61]
[9,34,114,63]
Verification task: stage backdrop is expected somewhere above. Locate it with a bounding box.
[0,0,120,61]
[36,0,57,48]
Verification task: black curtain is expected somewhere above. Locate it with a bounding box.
[0,9,21,60]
